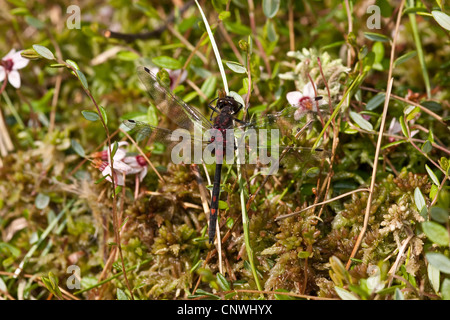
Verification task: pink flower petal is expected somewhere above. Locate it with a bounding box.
[139,166,148,181]
[11,51,29,70]
[0,66,5,82]
[3,49,16,60]
[286,91,303,106]
[302,82,316,98]
[8,70,21,88]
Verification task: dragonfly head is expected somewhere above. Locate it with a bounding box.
[217,96,243,115]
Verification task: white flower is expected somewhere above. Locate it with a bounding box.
[286,82,327,120]
[0,49,29,89]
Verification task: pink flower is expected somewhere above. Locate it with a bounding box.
[93,141,148,185]
[123,155,148,182]
[387,117,419,142]
[286,82,327,120]
[0,49,29,89]
[98,141,130,186]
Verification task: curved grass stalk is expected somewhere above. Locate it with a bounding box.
[407,0,431,98]
[195,0,229,95]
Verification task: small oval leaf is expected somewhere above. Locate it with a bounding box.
[152,56,182,70]
[35,193,50,209]
[76,69,88,89]
[71,139,85,158]
[263,0,280,18]
[422,221,450,246]
[425,164,440,186]
[432,10,450,31]
[225,61,247,74]
[32,44,55,60]
[81,110,100,122]
[349,111,373,131]
[365,93,385,111]
[364,32,391,42]
[426,252,450,274]
[414,187,426,212]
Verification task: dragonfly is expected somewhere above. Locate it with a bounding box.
[124,66,329,244]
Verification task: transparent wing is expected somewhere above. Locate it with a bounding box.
[237,106,329,133]
[123,119,179,144]
[137,66,213,132]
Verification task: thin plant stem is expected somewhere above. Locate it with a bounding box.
[346,0,406,269]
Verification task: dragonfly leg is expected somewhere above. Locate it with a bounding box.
[208,104,220,121]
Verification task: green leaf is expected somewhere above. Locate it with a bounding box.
[189,289,221,300]
[426,252,450,274]
[442,278,450,300]
[421,140,432,153]
[32,44,55,60]
[349,111,373,131]
[425,164,440,186]
[372,41,385,64]
[381,140,406,150]
[365,93,385,110]
[364,32,391,42]
[35,193,50,209]
[430,207,449,224]
[25,16,45,29]
[399,116,408,137]
[263,0,280,18]
[422,221,450,246]
[152,56,182,69]
[81,110,100,122]
[306,167,320,178]
[225,61,247,74]
[432,10,450,31]
[71,139,85,158]
[116,288,129,300]
[218,200,229,210]
[430,184,438,201]
[427,263,440,293]
[117,51,140,61]
[394,51,417,67]
[226,217,234,229]
[334,286,359,300]
[65,59,80,70]
[200,76,217,100]
[218,11,231,21]
[274,289,298,300]
[224,21,252,36]
[405,106,420,121]
[99,106,108,125]
[394,288,404,300]
[421,101,442,112]
[216,273,231,291]
[41,272,63,299]
[111,141,119,159]
[298,251,311,259]
[76,69,89,90]
[414,187,426,212]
